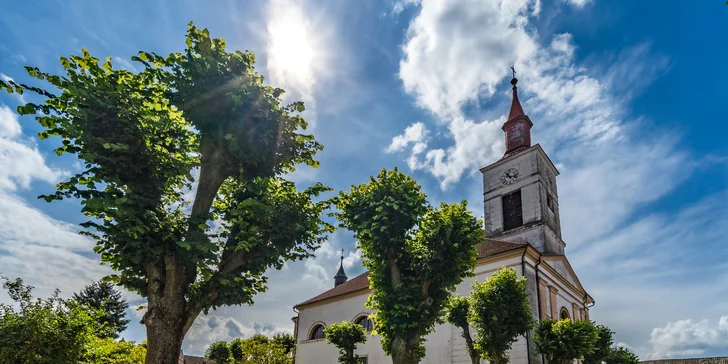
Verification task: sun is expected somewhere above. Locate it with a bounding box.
[266,2,317,91]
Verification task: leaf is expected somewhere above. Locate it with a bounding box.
[177,241,192,250]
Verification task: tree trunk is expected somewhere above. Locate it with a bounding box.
[390,337,421,364]
[142,258,193,364]
[145,315,185,364]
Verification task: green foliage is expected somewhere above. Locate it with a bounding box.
[206,341,233,364]
[272,333,296,355]
[73,280,130,338]
[605,347,640,364]
[584,324,614,364]
[228,335,291,364]
[324,321,368,364]
[469,267,534,364]
[0,277,109,364]
[534,318,599,364]
[2,21,333,361]
[82,337,146,364]
[335,168,483,362]
[445,296,479,363]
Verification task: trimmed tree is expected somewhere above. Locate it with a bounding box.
[84,337,147,364]
[584,324,614,364]
[445,296,479,364]
[605,347,640,364]
[324,321,368,364]
[469,267,534,364]
[73,280,130,338]
[206,341,233,364]
[335,168,483,364]
[272,333,297,356]
[0,277,110,363]
[1,23,332,363]
[534,319,599,364]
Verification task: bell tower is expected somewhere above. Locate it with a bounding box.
[480,71,565,255]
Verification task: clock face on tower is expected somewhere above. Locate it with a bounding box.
[501,168,519,185]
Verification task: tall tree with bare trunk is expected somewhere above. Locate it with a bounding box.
[335,168,483,364]
[1,22,332,363]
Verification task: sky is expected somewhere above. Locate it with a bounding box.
[1,0,727,360]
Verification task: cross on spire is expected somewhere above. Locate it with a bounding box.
[510,65,516,79]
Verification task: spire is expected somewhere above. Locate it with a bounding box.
[507,77,526,121]
[334,249,348,287]
[502,66,533,156]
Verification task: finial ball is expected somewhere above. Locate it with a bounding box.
[510,77,518,86]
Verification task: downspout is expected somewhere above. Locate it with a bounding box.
[521,248,532,364]
[534,255,544,364]
[292,307,299,364]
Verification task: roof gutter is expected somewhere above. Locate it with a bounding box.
[520,247,533,364]
[534,254,545,364]
[292,307,299,364]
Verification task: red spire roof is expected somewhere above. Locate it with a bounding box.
[507,77,525,121]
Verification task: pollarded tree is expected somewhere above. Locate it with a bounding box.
[335,168,484,364]
[445,296,480,364]
[324,321,368,364]
[534,318,599,364]
[584,323,614,364]
[469,267,534,364]
[605,347,640,364]
[272,333,296,357]
[1,23,332,363]
[206,341,233,364]
[73,280,130,338]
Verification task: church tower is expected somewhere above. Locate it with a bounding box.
[480,73,565,255]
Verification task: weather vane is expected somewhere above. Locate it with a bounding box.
[340,249,345,259]
[510,65,516,79]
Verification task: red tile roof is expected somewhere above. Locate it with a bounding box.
[295,239,528,308]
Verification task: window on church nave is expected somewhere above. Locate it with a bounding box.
[309,324,325,340]
[355,316,373,332]
[560,307,571,321]
[502,190,523,231]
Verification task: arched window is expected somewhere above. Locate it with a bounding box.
[309,324,325,340]
[560,307,571,321]
[355,316,373,332]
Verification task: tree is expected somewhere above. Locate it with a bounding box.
[445,296,479,364]
[534,319,599,364]
[1,23,333,363]
[238,337,291,364]
[83,337,146,364]
[230,338,246,363]
[469,267,534,364]
[0,277,109,363]
[335,168,484,364]
[206,341,233,364]
[605,347,640,364]
[584,324,614,364]
[73,280,130,338]
[324,321,368,364]
[272,333,296,356]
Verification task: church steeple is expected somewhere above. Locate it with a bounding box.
[502,67,533,156]
[334,249,348,287]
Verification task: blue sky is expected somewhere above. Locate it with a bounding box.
[1,0,727,359]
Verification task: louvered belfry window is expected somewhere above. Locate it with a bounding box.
[502,190,523,231]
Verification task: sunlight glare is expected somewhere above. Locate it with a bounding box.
[267,3,316,92]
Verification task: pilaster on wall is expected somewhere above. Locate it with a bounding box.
[549,286,558,319]
[572,303,580,321]
[538,279,548,319]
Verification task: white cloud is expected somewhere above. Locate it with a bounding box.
[113,56,139,72]
[564,0,591,8]
[0,105,66,192]
[386,121,429,153]
[647,316,728,360]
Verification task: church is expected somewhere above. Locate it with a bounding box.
[291,75,594,364]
